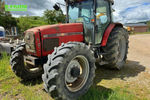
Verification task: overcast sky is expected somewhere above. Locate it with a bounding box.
[4,0,150,24]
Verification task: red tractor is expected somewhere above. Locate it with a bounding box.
[10,0,129,99]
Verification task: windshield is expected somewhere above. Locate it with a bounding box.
[68,0,94,23]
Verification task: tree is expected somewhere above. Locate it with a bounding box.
[17,16,31,33]
[44,9,66,24]
[147,21,150,31]
[0,0,11,16]
[148,21,150,27]
[17,16,48,33]
[28,16,48,27]
[0,0,5,13]
[0,0,17,29]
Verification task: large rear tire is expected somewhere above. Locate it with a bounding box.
[42,42,96,100]
[10,44,43,80]
[102,27,129,69]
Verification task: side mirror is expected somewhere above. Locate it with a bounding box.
[53,4,60,11]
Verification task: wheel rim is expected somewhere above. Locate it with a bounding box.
[118,36,126,62]
[65,55,89,92]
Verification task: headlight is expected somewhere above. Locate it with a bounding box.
[24,31,36,53]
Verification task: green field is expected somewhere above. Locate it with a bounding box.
[0,53,147,100]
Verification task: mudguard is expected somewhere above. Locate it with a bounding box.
[101,23,123,46]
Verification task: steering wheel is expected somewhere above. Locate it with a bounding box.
[81,15,90,23]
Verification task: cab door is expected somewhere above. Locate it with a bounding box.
[95,0,111,44]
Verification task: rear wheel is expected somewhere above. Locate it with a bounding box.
[42,42,96,100]
[10,44,43,80]
[102,27,129,69]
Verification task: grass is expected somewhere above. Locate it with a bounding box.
[0,53,11,80]
[79,87,136,100]
[0,53,149,100]
[0,53,52,100]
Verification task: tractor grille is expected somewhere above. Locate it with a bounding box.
[43,38,59,52]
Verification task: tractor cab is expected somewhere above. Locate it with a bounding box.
[68,0,112,44]
[55,0,113,45]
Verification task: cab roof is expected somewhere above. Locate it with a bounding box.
[65,0,114,4]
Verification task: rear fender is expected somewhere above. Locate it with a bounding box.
[101,23,123,46]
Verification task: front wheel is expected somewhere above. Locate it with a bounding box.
[42,42,96,100]
[10,44,43,80]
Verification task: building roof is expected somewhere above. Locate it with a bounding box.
[124,23,148,27]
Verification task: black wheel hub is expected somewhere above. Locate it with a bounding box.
[71,67,80,78]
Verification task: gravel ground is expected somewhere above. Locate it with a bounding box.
[95,34,150,99]
[128,34,150,67]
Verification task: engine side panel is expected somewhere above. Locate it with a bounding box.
[41,23,84,56]
[42,34,83,57]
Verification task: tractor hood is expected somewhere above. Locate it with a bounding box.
[26,23,83,37]
[25,23,84,57]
